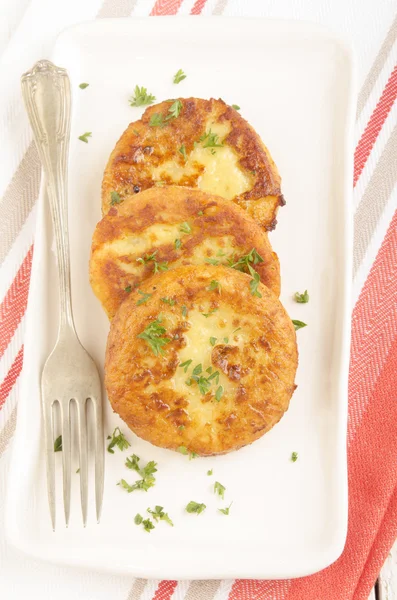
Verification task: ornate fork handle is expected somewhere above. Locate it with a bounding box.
[21,60,73,332]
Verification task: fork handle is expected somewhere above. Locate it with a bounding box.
[21,60,74,331]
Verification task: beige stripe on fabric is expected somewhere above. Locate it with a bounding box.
[126,579,147,600]
[357,14,397,118]
[184,580,221,600]
[0,141,40,267]
[212,0,228,15]
[0,406,17,458]
[354,122,397,276]
[97,0,138,17]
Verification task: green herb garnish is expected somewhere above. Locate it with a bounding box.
[207,469,213,476]
[291,452,298,462]
[186,501,206,514]
[295,290,309,303]
[142,518,155,532]
[125,286,132,293]
[231,104,240,110]
[149,113,165,127]
[129,85,156,107]
[161,297,176,306]
[181,305,188,317]
[214,481,226,499]
[122,454,158,492]
[137,317,171,356]
[205,258,220,266]
[175,238,182,250]
[136,250,168,273]
[78,132,92,143]
[173,69,187,84]
[199,129,223,148]
[79,83,89,89]
[219,503,232,515]
[210,336,217,346]
[179,359,193,372]
[147,506,174,526]
[179,222,191,234]
[54,435,62,452]
[136,290,152,305]
[215,385,224,402]
[202,308,218,318]
[134,513,143,525]
[208,280,221,292]
[107,427,131,454]
[167,99,183,119]
[192,363,202,376]
[249,271,262,298]
[292,320,307,331]
[178,144,187,160]
[110,191,122,205]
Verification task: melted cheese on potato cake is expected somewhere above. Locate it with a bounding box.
[90,187,280,319]
[105,265,297,456]
[102,98,284,230]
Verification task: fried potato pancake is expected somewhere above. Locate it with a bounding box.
[102,98,284,230]
[105,265,297,456]
[90,186,280,319]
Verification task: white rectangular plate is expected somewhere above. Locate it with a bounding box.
[6,17,356,580]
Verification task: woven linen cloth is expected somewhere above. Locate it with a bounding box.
[1,1,397,599]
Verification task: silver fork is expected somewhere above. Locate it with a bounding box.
[21,60,104,529]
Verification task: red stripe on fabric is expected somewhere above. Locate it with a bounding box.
[0,346,24,410]
[354,65,397,186]
[150,0,184,15]
[190,0,208,14]
[152,580,178,600]
[229,579,291,600]
[0,245,33,361]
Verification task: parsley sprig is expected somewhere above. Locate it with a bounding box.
[78,132,92,143]
[173,69,187,84]
[199,129,223,148]
[147,505,174,526]
[214,481,226,499]
[120,454,158,492]
[229,248,264,297]
[129,85,156,107]
[149,100,183,127]
[292,320,307,331]
[137,317,171,356]
[186,501,206,514]
[107,427,131,454]
[136,290,152,305]
[136,250,168,273]
[295,290,309,303]
[177,446,198,460]
[219,503,232,515]
[110,191,122,205]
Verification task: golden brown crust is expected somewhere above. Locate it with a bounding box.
[90,186,280,319]
[101,98,283,230]
[105,265,298,456]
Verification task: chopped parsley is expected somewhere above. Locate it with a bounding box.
[78,132,92,143]
[124,286,132,293]
[178,144,187,160]
[186,501,206,514]
[110,191,122,205]
[161,297,176,306]
[291,452,298,462]
[223,337,229,343]
[249,271,262,298]
[142,518,155,532]
[210,336,217,346]
[122,454,158,491]
[214,481,226,499]
[107,427,131,454]
[168,99,183,119]
[197,210,204,216]
[173,69,187,84]
[219,503,232,515]
[205,258,220,266]
[175,238,182,250]
[137,317,171,356]
[134,513,143,525]
[179,222,191,234]
[292,320,307,331]
[231,104,240,110]
[215,385,224,402]
[208,280,221,292]
[54,435,62,452]
[192,363,202,376]
[177,446,198,460]
[136,250,168,273]
[154,180,166,186]
[129,85,156,107]
[207,469,213,476]
[136,290,152,305]
[147,505,174,526]
[149,113,164,127]
[179,359,193,372]
[199,129,223,148]
[187,365,220,396]
[181,305,188,317]
[79,83,89,89]
[202,308,218,318]
[295,290,309,303]
[230,248,264,272]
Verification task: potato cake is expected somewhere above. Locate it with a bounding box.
[102,98,284,230]
[105,265,297,456]
[90,186,280,319]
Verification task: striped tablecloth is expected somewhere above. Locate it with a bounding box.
[1,1,397,599]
